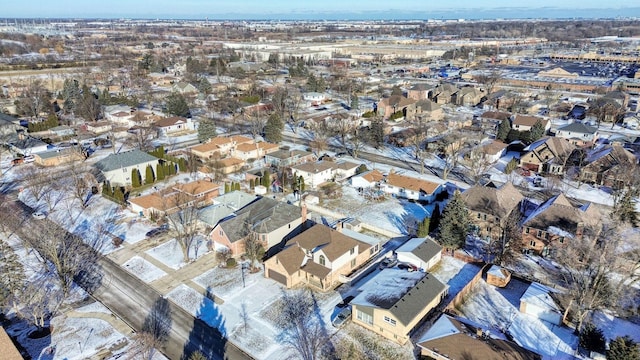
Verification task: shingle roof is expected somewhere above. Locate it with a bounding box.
[513,115,547,127]
[557,122,597,134]
[461,182,524,219]
[385,172,442,195]
[153,116,188,128]
[357,169,385,184]
[0,326,22,360]
[219,197,302,243]
[389,273,447,326]
[267,149,313,160]
[95,149,159,172]
[396,237,442,264]
[292,160,335,174]
[523,193,600,235]
[285,224,366,261]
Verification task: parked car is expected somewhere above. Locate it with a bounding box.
[146,226,169,237]
[378,257,398,270]
[23,155,35,163]
[32,212,45,220]
[332,307,352,327]
[398,262,418,272]
[337,295,355,308]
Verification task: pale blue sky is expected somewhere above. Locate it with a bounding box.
[3,0,639,19]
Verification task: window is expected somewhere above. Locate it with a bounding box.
[525,227,530,234]
[350,248,355,255]
[477,212,481,219]
[383,316,396,326]
[544,232,549,240]
[483,214,487,220]
[559,237,564,244]
[357,310,373,325]
[219,230,223,236]
[262,235,266,241]
[351,259,356,267]
[486,227,491,232]
[319,255,326,266]
[537,230,543,238]
[530,240,536,247]
[288,224,291,229]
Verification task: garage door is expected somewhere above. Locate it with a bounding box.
[268,269,287,285]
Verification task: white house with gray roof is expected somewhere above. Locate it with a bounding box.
[395,236,442,271]
[95,149,160,186]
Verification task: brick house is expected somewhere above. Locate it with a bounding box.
[555,122,598,147]
[461,182,524,241]
[377,95,417,119]
[521,193,600,256]
[579,144,638,189]
[520,137,576,175]
[263,224,374,291]
[210,197,305,256]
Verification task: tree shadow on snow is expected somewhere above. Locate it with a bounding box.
[182,286,228,359]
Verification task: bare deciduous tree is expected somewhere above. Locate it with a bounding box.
[165,189,202,263]
[276,289,326,360]
[243,222,265,271]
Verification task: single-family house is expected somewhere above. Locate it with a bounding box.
[413,99,444,121]
[380,172,443,202]
[461,182,524,242]
[263,224,374,290]
[7,131,49,156]
[512,115,550,133]
[555,122,598,147]
[350,169,384,189]
[452,87,484,107]
[85,121,112,134]
[264,149,315,168]
[191,135,253,160]
[480,140,508,163]
[520,136,576,175]
[302,92,327,106]
[48,125,75,137]
[351,269,447,344]
[291,161,336,189]
[104,106,136,125]
[129,180,220,218]
[34,148,85,167]
[622,114,640,129]
[395,236,442,271]
[153,116,195,137]
[231,141,279,161]
[522,193,600,256]
[579,144,638,188]
[429,83,458,104]
[94,149,160,187]
[210,197,305,255]
[197,191,258,229]
[213,157,245,175]
[332,160,360,180]
[417,315,541,360]
[377,95,417,120]
[406,83,432,101]
[172,82,198,95]
[520,282,562,325]
[0,113,21,139]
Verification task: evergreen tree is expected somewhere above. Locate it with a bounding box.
[178,158,187,172]
[612,188,639,227]
[298,176,305,192]
[355,164,368,175]
[197,77,212,94]
[505,158,518,174]
[496,118,511,142]
[145,165,155,185]
[417,217,431,237]
[0,238,25,308]
[249,178,255,189]
[131,168,142,188]
[350,93,359,110]
[262,170,271,188]
[113,187,125,204]
[368,118,385,149]
[438,191,470,250]
[198,118,217,143]
[156,163,165,181]
[165,92,190,117]
[225,183,230,193]
[188,351,208,360]
[102,182,112,197]
[234,182,241,191]
[529,120,546,142]
[264,113,284,143]
[579,323,606,354]
[430,203,441,233]
[607,336,640,360]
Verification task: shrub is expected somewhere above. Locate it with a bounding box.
[226,258,237,268]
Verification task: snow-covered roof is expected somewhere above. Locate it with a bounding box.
[520,282,561,313]
[487,265,508,279]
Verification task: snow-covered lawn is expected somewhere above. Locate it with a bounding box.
[193,266,261,300]
[431,255,483,301]
[75,301,112,315]
[145,237,210,270]
[459,279,579,359]
[166,284,227,336]
[123,256,167,283]
[591,311,640,343]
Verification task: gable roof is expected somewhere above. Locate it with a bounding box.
[396,236,442,263]
[524,136,576,160]
[385,172,441,195]
[415,99,441,112]
[153,116,188,128]
[356,169,385,184]
[218,197,301,243]
[481,140,508,156]
[512,115,547,127]
[557,122,597,134]
[481,111,511,121]
[584,144,637,170]
[95,149,158,172]
[461,182,524,219]
[417,315,541,360]
[292,160,335,174]
[522,193,600,235]
[266,149,313,160]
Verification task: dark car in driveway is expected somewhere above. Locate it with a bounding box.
[378,257,398,270]
[146,224,169,237]
[397,262,418,272]
[337,295,355,308]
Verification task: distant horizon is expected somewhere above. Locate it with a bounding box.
[2,1,640,21]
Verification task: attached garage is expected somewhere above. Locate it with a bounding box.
[268,269,288,286]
